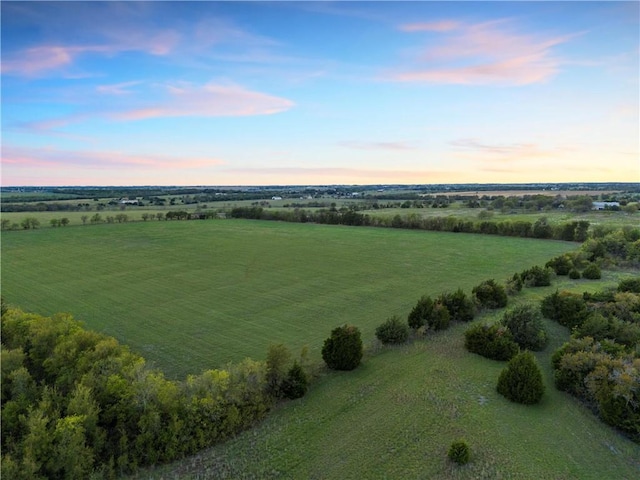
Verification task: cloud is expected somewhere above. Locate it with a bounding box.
[390,19,581,86]
[111,83,294,121]
[96,81,144,95]
[450,138,555,158]
[338,140,416,151]
[2,145,225,171]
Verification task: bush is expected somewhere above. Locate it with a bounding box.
[541,291,589,329]
[582,263,601,280]
[546,255,573,275]
[569,268,581,279]
[520,265,552,287]
[407,295,434,329]
[506,273,523,295]
[322,325,363,371]
[472,279,508,309]
[280,361,308,400]
[428,302,451,331]
[447,440,470,465]
[619,278,640,293]
[464,323,519,361]
[496,351,545,405]
[375,315,409,344]
[500,304,548,351]
[438,289,475,322]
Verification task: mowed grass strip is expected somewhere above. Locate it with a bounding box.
[2,219,574,378]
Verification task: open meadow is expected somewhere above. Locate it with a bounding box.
[1,219,576,378]
[132,274,640,479]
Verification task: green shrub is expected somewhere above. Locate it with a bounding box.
[464,323,519,361]
[280,361,308,400]
[506,273,523,295]
[500,304,548,351]
[619,278,640,293]
[438,289,475,322]
[520,265,552,287]
[582,263,601,280]
[568,268,581,279]
[375,315,409,344]
[447,440,470,465]
[545,255,573,275]
[321,325,363,371]
[541,291,589,329]
[407,295,434,329]
[428,302,451,331]
[496,351,545,405]
[472,279,508,309]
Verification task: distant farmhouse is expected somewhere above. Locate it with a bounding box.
[592,201,620,210]
[119,199,139,205]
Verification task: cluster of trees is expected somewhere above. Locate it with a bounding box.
[544,280,640,441]
[407,288,476,333]
[1,308,312,479]
[1,218,42,230]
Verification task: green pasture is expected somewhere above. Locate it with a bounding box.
[2,220,575,378]
[134,277,640,479]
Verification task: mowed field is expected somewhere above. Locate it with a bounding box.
[2,219,575,378]
[134,275,640,480]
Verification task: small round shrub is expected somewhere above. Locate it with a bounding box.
[448,440,470,465]
[407,295,434,329]
[506,273,523,295]
[280,361,309,399]
[438,289,475,322]
[582,263,601,280]
[427,302,451,331]
[568,268,581,279]
[375,315,409,344]
[497,351,545,405]
[520,265,552,287]
[500,304,548,351]
[541,291,589,329]
[472,279,508,309]
[464,323,519,361]
[322,325,363,371]
[545,255,573,275]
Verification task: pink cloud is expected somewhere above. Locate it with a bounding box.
[1,45,107,76]
[111,83,294,120]
[96,80,144,95]
[390,19,582,86]
[2,145,225,171]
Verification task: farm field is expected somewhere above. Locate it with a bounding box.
[1,219,576,379]
[132,276,640,479]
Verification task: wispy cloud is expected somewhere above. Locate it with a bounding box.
[390,19,582,86]
[96,81,144,95]
[450,138,555,158]
[338,140,416,151]
[2,145,225,170]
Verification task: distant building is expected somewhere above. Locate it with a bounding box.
[271,196,282,200]
[592,201,620,210]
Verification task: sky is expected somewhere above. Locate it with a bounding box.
[1,1,638,187]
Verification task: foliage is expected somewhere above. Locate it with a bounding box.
[582,263,602,280]
[506,272,524,295]
[438,288,475,322]
[618,277,640,293]
[375,315,409,344]
[496,351,545,405]
[1,309,276,477]
[500,304,548,351]
[266,343,292,398]
[407,296,434,329]
[545,254,574,275]
[428,302,451,331]
[520,265,552,287]
[541,291,589,329]
[569,268,581,279]
[321,325,363,371]
[464,323,519,361]
[280,361,308,400]
[447,440,470,465]
[472,279,508,309]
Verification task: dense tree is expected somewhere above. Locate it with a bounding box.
[582,263,602,280]
[438,289,475,322]
[472,279,508,309]
[375,316,409,344]
[464,323,519,361]
[500,304,548,351]
[407,295,434,329]
[541,291,589,329]
[280,361,308,400]
[321,325,363,371]
[496,351,545,405]
[448,440,470,465]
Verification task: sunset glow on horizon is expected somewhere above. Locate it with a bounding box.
[2,1,638,187]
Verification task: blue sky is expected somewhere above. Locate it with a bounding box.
[2,1,638,186]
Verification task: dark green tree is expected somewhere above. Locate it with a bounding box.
[407,295,434,329]
[472,279,508,309]
[447,440,470,465]
[500,304,548,351]
[321,325,363,371]
[280,361,308,400]
[439,289,475,322]
[375,315,409,344]
[497,351,545,405]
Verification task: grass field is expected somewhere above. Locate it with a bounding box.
[132,275,640,479]
[1,219,576,379]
